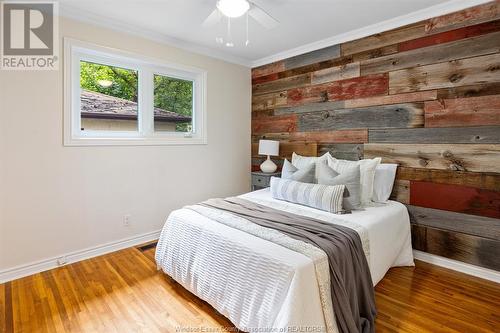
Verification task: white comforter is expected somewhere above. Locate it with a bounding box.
[155,189,414,332]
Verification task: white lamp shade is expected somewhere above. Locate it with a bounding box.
[258,140,279,156]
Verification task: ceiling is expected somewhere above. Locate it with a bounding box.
[58,0,489,66]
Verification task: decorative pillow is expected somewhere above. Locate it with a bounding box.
[270,176,345,213]
[291,152,332,182]
[317,161,361,210]
[281,159,315,183]
[327,156,381,205]
[372,163,398,203]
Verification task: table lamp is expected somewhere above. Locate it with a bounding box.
[258,139,279,173]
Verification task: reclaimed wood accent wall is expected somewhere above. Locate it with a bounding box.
[251,1,500,271]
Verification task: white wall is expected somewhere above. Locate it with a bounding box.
[0,18,251,273]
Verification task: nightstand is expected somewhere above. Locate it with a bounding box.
[251,171,281,191]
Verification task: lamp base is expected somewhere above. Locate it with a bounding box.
[260,156,277,173]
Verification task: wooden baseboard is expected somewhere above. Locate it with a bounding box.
[0,230,161,283]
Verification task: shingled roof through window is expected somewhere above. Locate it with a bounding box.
[80,90,192,123]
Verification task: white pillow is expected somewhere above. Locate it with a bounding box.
[327,155,381,205]
[281,159,315,183]
[291,152,332,182]
[270,177,345,213]
[372,164,398,203]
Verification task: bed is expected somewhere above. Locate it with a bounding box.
[155,188,414,332]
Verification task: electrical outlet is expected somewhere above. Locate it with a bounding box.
[123,214,131,227]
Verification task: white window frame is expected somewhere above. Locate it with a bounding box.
[64,38,207,146]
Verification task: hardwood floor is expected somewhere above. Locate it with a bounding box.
[1,244,499,333]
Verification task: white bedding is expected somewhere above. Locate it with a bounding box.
[242,189,415,285]
[155,188,414,332]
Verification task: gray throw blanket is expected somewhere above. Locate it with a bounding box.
[199,197,376,333]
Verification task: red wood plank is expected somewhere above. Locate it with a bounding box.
[327,73,388,101]
[400,19,500,52]
[252,73,280,85]
[287,74,388,106]
[410,181,500,219]
[251,114,298,134]
[424,95,500,127]
[286,82,331,106]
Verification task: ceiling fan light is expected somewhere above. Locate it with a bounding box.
[216,0,250,18]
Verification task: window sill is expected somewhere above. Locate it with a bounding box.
[63,136,207,146]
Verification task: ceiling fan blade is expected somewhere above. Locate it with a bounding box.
[248,4,279,29]
[269,0,333,2]
[202,9,222,28]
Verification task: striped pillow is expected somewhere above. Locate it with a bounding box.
[270,177,345,213]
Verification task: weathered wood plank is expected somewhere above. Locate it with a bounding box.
[424,95,500,127]
[252,114,297,134]
[411,224,427,251]
[408,205,500,241]
[318,144,364,161]
[350,44,400,62]
[251,110,274,118]
[252,132,291,142]
[389,53,500,94]
[298,103,424,131]
[425,1,500,34]
[252,91,287,111]
[410,181,500,218]
[274,100,345,115]
[252,129,368,143]
[390,180,410,204]
[284,44,341,70]
[251,141,317,159]
[436,82,500,99]
[369,126,500,144]
[345,90,437,109]
[289,129,368,143]
[311,62,360,85]
[410,223,500,270]
[400,19,500,51]
[252,61,285,79]
[341,22,427,56]
[251,45,398,85]
[361,31,500,76]
[396,167,500,191]
[253,73,311,95]
[364,144,500,173]
[252,57,352,85]
[286,74,388,106]
[327,74,388,102]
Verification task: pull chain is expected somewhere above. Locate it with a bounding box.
[226,17,234,47]
[245,12,250,46]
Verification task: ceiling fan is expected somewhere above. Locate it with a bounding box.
[202,0,279,47]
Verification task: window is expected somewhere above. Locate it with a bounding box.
[80,61,139,132]
[64,39,207,146]
[154,74,193,133]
